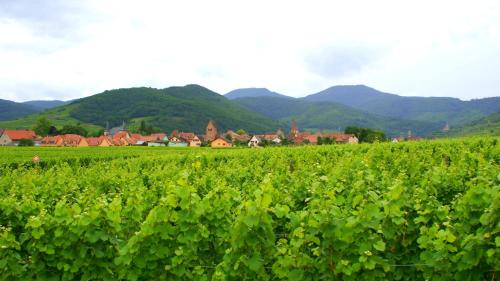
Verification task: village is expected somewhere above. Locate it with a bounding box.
[0,120,360,147]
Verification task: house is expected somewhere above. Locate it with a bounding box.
[224,130,251,143]
[178,132,201,147]
[293,133,318,145]
[276,128,286,139]
[211,137,232,148]
[86,136,112,147]
[110,131,133,146]
[60,134,88,147]
[204,120,218,142]
[148,142,165,147]
[129,134,144,145]
[0,129,38,146]
[168,136,188,147]
[41,136,63,146]
[151,133,167,142]
[321,133,359,144]
[113,131,131,140]
[248,135,261,147]
[256,134,282,144]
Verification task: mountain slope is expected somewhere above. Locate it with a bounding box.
[234,96,441,136]
[1,85,281,134]
[444,112,500,136]
[225,88,290,100]
[0,99,38,120]
[304,85,500,125]
[23,100,69,110]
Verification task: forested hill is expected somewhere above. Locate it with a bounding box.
[0,99,39,120]
[233,96,442,137]
[0,99,68,121]
[304,85,500,126]
[443,112,500,136]
[0,85,281,134]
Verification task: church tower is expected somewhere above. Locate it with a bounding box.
[205,120,218,141]
[442,122,450,132]
[290,119,299,138]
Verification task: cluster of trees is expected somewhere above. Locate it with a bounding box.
[33,117,103,137]
[130,120,162,135]
[345,126,386,143]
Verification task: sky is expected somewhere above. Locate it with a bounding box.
[0,0,499,102]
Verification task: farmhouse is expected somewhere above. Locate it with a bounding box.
[60,134,89,147]
[178,132,202,147]
[224,130,251,142]
[0,129,38,146]
[248,135,261,147]
[321,133,359,144]
[211,137,232,148]
[256,133,282,144]
[86,136,112,147]
[168,136,188,147]
[41,136,63,146]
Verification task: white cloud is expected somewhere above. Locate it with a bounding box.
[0,0,499,101]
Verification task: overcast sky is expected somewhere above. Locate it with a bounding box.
[1,0,499,101]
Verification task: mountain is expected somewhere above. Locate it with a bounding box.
[443,112,500,136]
[304,85,500,126]
[0,99,70,121]
[23,100,69,110]
[0,85,280,134]
[233,96,441,136]
[0,99,39,120]
[225,88,289,100]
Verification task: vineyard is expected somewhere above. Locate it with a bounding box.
[0,138,498,280]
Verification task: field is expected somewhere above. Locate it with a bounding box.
[0,138,498,280]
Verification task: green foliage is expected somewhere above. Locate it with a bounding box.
[0,99,38,121]
[130,120,161,135]
[33,117,52,137]
[443,112,500,137]
[69,85,279,133]
[89,128,105,137]
[17,139,34,146]
[0,137,498,280]
[58,123,88,137]
[345,126,386,143]
[234,96,442,137]
[304,85,500,126]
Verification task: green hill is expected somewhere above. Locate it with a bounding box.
[0,99,38,120]
[234,96,441,137]
[22,100,69,110]
[225,88,290,100]
[0,85,280,134]
[442,112,500,137]
[0,99,70,121]
[303,85,500,126]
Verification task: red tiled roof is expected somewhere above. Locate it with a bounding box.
[256,134,279,141]
[321,133,356,142]
[113,131,129,140]
[61,134,85,146]
[141,135,159,142]
[151,133,166,139]
[41,136,61,145]
[86,137,100,146]
[178,132,197,142]
[4,130,37,141]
